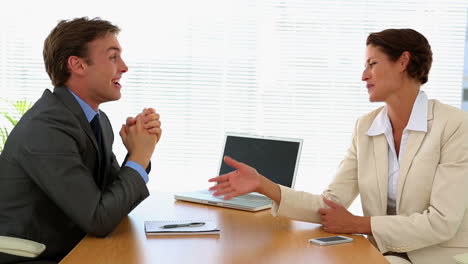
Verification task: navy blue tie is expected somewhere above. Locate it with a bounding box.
[90,114,103,153]
[90,114,105,187]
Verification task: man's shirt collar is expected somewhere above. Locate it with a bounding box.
[67,88,99,122]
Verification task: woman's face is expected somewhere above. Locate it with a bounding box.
[362,45,404,103]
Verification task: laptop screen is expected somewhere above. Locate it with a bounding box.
[219,134,302,188]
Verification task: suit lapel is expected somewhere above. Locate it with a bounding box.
[53,86,101,155]
[53,86,105,186]
[396,101,434,210]
[373,134,389,215]
[396,131,425,209]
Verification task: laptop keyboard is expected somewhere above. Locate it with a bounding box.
[202,190,271,202]
[238,193,271,202]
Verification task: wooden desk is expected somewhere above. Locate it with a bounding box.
[60,192,388,264]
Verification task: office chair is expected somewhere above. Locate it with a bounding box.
[0,235,46,259]
[454,252,468,264]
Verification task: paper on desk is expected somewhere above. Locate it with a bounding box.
[144,220,220,235]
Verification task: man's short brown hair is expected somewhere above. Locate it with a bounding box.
[43,17,120,87]
[367,28,432,84]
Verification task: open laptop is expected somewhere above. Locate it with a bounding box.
[174,132,303,211]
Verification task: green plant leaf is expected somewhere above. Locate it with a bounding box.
[0,99,32,152]
[14,99,32,116]
[3,113,17,126]
[0,127,9,153]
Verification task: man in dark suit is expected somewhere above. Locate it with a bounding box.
[0,17,161,263]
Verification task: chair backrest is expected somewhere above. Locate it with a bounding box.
[0,236,46,258]
[454,252,468,264]
[17,261,56,264]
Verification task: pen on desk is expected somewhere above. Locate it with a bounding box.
[160,222,206,229]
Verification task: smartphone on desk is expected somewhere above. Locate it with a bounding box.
[309,235,353,246]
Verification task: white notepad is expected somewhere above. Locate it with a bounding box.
[144,220,220,235]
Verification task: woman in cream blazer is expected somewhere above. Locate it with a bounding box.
[209,29,468,264]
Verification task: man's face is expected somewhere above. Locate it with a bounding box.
[83,34,128,108]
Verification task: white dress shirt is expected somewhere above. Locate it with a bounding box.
[366,91,428,212]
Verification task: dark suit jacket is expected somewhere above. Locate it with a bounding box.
[0,87,150,262]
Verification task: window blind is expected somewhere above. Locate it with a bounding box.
[1,0,466,214]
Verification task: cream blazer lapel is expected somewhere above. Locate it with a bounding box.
[372,134,389,215]
[396,100,434,211]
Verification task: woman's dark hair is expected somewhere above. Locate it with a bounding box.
[367,29,432,84]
